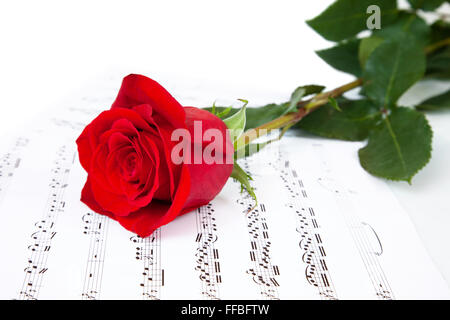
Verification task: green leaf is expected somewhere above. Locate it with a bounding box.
[358,107,432,183]
[230,162,257,206]
[298,98,382,141]
[206,103,290,131]
[223,100,248,141]
[426,21,450,79]
[416,90,450,111]
[427,47,450,79]
[306,0,397,42]
[358,36,384,68]
[316,39,362,77]
[363,36,426,108]
[286,85,325,113]
[245,103,289,130]
[407,0,446,11]
[373,12,430,47]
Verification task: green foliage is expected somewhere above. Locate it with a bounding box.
[407,0,446,11]
[427,47,450,79]
[359,108,432,183]
[306,0,397,41]
[302,0,440,181]
[362,13,428,109]
[363,37,426,108]
[430,20,450,44]
[358,36,384,68]
[416,90,450,111]
[205,0,448,183]
[426,21,450,79]
[298,98,381,141]
[316,39,362,77]
[373,13,430,46]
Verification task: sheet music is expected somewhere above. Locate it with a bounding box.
[0,76,448,300]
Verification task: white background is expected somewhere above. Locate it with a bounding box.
[1,0,450,286]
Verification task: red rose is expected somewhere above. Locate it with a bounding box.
[77,74,234,237]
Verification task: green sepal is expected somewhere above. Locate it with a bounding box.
[216,106,233,118]
[223,99,248,142]
[205,103,290,131]
[230,162,257,208]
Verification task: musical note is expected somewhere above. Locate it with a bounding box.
[130,229,164,300]
[18,145,75,300]
[81,212,109,300]
[236,158,280,300]
[195,203,222,300]
[275,154,338,300]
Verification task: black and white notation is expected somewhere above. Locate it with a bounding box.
[81,212,109,300]
[195,203,222,300]
[0,137,29,204]
[18,145,76,300]
[313,144,394,300]
[130,229,164,300]
[277,156,338,300]
[236,160,281,300]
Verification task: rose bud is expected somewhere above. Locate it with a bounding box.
[77,74,234,237]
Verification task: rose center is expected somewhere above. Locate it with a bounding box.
[121,153,138,180]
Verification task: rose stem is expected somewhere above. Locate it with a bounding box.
[425,37,450,55]
[236,78,363,148]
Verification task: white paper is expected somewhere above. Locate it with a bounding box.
[0,77,448,300]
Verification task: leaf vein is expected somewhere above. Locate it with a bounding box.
[384,115,407,174]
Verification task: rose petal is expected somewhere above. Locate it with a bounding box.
[87,174,141,216]
[76,107,154,164]
[81,178,116,220]
[111,74,186,129]
[182,107,234,209]
[114,165,192,237]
